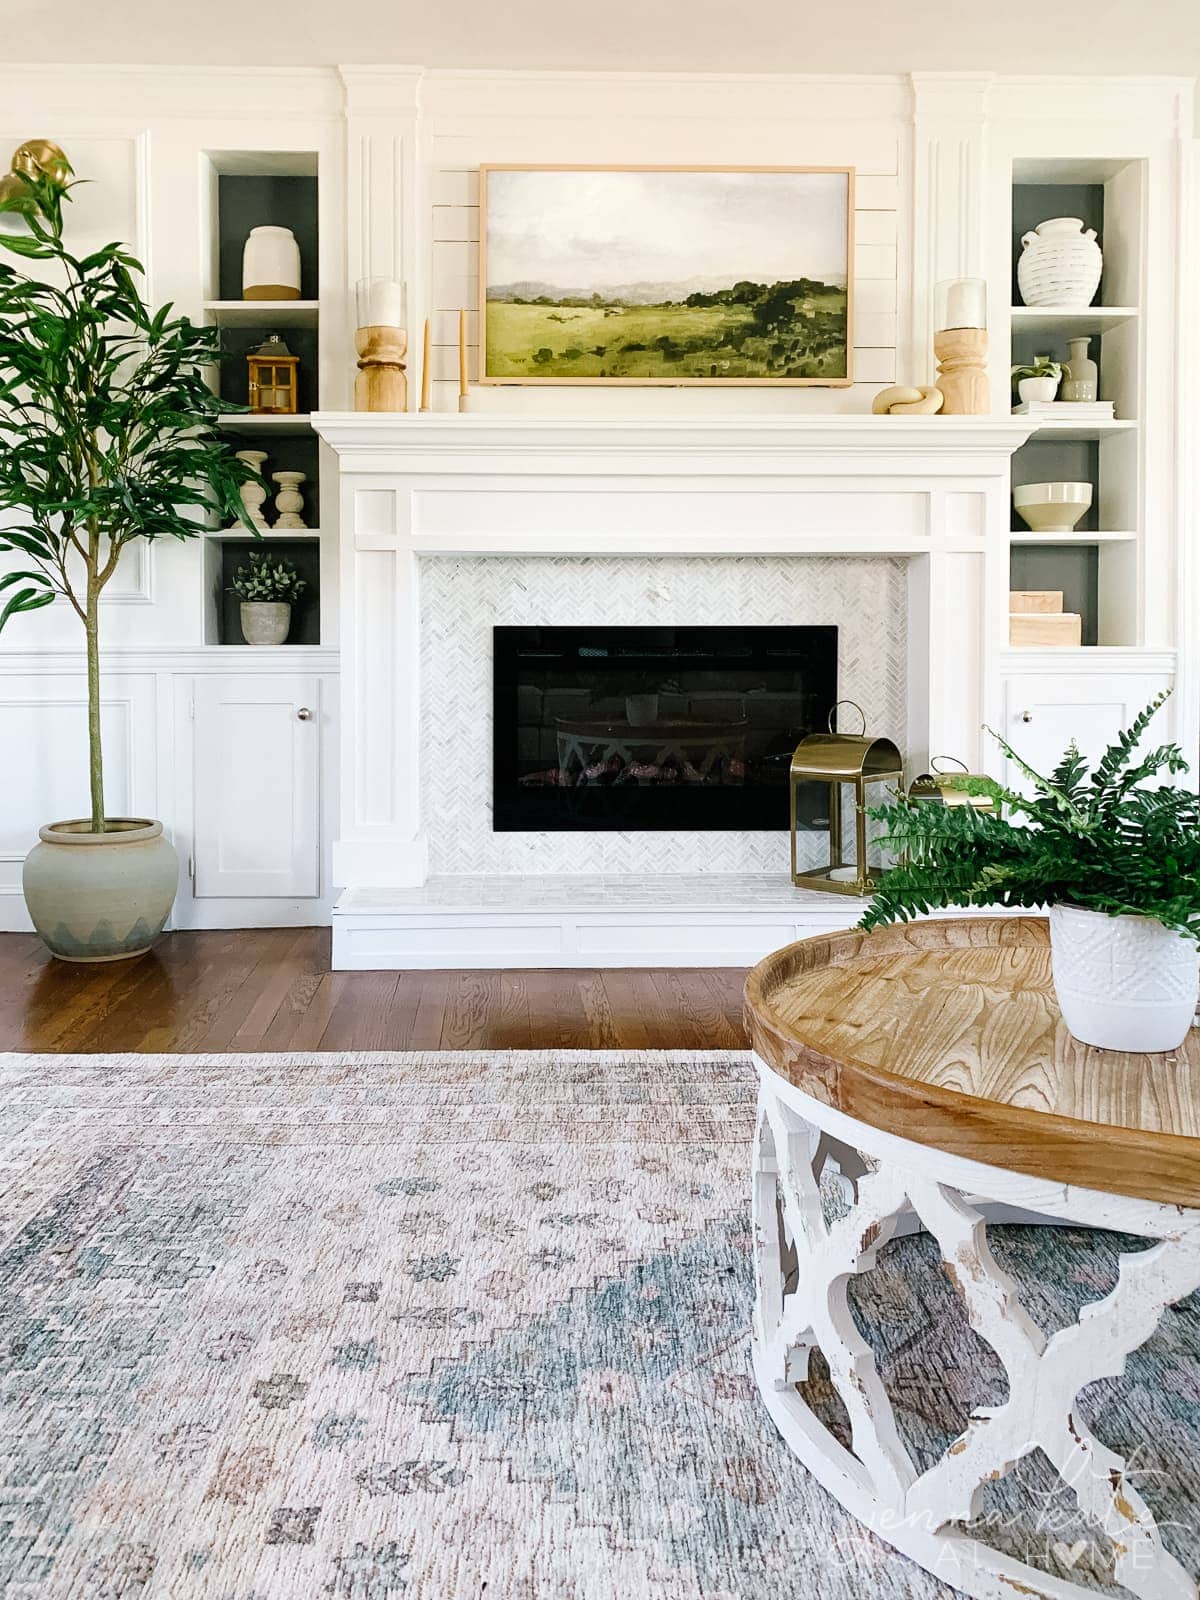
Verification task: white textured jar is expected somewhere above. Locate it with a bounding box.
[242,225,301,301]
[1049,903,1199,1052]
[1017,217,1102,308]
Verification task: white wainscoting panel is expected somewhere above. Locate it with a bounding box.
[0,671,157,899]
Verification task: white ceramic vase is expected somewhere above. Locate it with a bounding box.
[233,449,269,529]
[242,226,301,301]
[272,470,308,529]
[1017,375,1059,405]
[240,601,292,647]
[1061,336,1099,402]
[1017,217,1102,308]
[1049,902,1199,1052]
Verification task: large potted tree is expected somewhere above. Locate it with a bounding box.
[860,694,1200,1052]
[0,148,255,960]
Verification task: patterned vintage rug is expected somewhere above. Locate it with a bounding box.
[1,1048,1198,1600]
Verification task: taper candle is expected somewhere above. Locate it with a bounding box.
[458,308,468,398]
[420,318,431,411]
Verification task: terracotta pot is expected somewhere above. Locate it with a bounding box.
[240,601,291,645]
[23,818,178,962]
[1049,902,1199,1052]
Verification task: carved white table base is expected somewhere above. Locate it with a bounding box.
[751,1055,1200,1600]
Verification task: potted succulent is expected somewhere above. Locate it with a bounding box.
[230,550,306,645]
[860,693,1200,1052]
[1011,353,1062,406]
[0,150,256,960]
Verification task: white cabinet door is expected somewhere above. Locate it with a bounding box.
[194,674,321,898]
[999,672,1172,796]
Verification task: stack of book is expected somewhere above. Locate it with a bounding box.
[1009,590,1082,647]
[1011,399,1114,419]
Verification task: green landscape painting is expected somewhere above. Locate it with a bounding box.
[480,166,852,385]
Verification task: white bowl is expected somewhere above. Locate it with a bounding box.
[1013,480,1093,534]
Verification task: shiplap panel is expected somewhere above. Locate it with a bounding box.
[429,103,905,415]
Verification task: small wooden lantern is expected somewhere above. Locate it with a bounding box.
[789,700,904,895]
[247,334,299,415]
[908,756,998,814]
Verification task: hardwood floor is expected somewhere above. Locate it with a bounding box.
[0,929,750,1053]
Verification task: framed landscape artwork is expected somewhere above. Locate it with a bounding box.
[479,164,854,386]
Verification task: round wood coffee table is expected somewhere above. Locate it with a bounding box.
[744,916,1200,1600]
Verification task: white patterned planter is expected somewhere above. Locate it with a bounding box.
[1049,902,1199,1052]
[1017,217,1103,308]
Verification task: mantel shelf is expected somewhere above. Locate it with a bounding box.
[312,412,1038,464]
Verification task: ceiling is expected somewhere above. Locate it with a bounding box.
[4,0,1199,82]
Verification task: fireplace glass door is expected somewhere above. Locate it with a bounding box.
[493,625,837,833]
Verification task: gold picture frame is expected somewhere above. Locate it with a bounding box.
[478,163,855,388]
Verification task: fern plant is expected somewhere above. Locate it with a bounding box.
[859,692,1200,945]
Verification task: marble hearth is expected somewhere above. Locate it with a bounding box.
[314,415,1032,968]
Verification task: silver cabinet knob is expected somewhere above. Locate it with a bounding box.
[297,707,313,721]
[1019,709,1034,723]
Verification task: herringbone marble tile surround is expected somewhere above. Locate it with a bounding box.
[420,555,907,876]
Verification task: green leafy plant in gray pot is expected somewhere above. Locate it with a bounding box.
[859,693,1200,1051]
[229,550,306,646]
[0,152,257,960]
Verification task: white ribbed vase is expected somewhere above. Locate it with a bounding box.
[1017,217,1102,308]
[242,226,301,301]
[1049,903,1199,1052]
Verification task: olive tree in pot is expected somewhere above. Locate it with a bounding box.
[860,693,1200,1052]
[0,154,256,960]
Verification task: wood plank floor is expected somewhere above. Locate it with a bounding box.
[0,929,750,1053]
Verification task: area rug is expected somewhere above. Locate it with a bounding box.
[1,1049,1198,1600]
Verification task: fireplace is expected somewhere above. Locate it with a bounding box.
[493,624,837,833]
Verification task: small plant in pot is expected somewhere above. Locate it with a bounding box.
[0,151,256,961]
[1011,353,1062,406]
[860,693,1200,1052]
[230,551,306,646]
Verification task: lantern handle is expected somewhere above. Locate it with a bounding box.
[827,699,867,736]
[929,755,969,775]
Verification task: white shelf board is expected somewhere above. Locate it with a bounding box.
[1009,529,1137,544]
[204,299,320,329]
[219,413,314,436]
[1010,305,1139,331]
[1024,418,1137,442]
[205,526,322,540]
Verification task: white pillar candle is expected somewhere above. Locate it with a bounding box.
[934,277,987,331]
[356,277,406,329]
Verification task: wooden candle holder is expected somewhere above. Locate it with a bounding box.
[355,325,408,412]
[933,326,989,415]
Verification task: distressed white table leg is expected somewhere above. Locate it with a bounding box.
[751,1058,1200,1600]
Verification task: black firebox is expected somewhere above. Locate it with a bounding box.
[492,624,837,833]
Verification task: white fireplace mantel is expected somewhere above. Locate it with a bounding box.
[313,412,1033,962]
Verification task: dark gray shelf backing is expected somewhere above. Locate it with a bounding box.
[217,323,319,413]
[1011,183,1105,307]
[1009,544,1099,647]
[218,175,319,301]
[216,537,321,646]
[1011,438,1100,533]
[219,428,320,527]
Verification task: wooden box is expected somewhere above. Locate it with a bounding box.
[1008,590,1064,615]
[1009,612,1082,647]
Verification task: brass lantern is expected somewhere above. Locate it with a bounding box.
[247,334,299,415]
[908,756,998,814]
[789,700,904,895]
